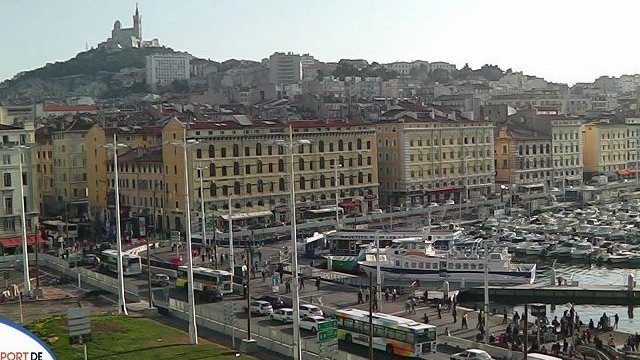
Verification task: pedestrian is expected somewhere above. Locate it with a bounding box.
[261,269,265,282]
[285,279,291,294]
[392,288,397,302]
[405,299,411,313]
[310,260,315,268]
[437,303,442,319]
[358,287,363,304]
[201,253,206,263]
[614,313,619,330]
[300,277,305,290]
[316,277,321,290]
[365,287,370,302]
[453,307,458,323]
[220,253,224,265]
[373,297,378,311]
[411,298,417,314]
[384,289,390,302]
[423,313,429,324]
[462,313,468,329]
[503,308,508,325]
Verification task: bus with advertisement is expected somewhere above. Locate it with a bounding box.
[176,266,233,295]
[334,308,436,358]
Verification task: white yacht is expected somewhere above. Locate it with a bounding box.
[570,242,595,259]
[358,238,536,285]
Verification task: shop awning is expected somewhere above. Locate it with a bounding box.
[0,235,40,248]
[339,200,361,209]
[426,185,465,193]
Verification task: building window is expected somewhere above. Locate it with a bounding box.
[209,165,216,177]
[210,183,217,196]
[234,162,240,176]
[245,164,251,174]
[196,149,202,158]
[299,158,305,171]
[256,143,262,156]
[319,140,324,152]
[279,178,285,191]
[320,175,326,187]
[338,140,344,151]
[208,145,215,158]
[300,176,306,190]
[278,159,284,172]
[3,173,10,187]
[233,144,239,157]
[245,147,250,156]
[234,181,240,195]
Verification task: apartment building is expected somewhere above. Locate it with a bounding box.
[35,126,55,214]
[0,124,39,254]
[377,103,495,208]
[626,118,640,174]
[582,120,628,178]
[269,52,302,85]
[145,53,191,90]
[161,117,379,231]
[494,124,552,187]
[51,119,93,219]
[86,124,163,223]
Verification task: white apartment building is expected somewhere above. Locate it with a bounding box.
[269,52,302,85]
[145,53,191,90]
[0,124,39,255]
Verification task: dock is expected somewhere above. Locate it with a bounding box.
[461,283,640,305]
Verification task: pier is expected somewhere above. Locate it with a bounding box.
[461,283,640,305]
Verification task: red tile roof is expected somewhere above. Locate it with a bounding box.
[43,104,97,112]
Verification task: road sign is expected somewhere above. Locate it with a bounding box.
[68,308,91,345]
[317,319,337,331]
[317,328,338,342]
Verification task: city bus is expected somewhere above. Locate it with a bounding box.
[176,266,233,295]
[41,220,78,247]
[304,207,343,222]
[99,249,143,276]
[334,308,436,358]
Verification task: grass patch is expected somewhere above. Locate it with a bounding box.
[27,315,256,360]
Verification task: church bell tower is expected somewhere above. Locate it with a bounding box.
[133,4,142,39]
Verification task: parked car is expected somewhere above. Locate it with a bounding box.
[270,308,294,323]
[450,349,493,360]
[98,242,112,251]
[299,304,323,317]
[80,254,99,266]
[151,274,170,287]
[299,315,326,333]
[445,199,455,205]
[254,295,286,309]
[203,288,224,302]
[249,300,273,316]
[428,202,439,208]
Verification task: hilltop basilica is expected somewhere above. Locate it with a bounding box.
[98,5,160,50]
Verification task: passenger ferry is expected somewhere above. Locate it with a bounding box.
[325,227,464,273]
[358,238,536,285]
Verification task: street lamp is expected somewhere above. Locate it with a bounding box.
[228,194,235,279]
[195,165,208,253]
[10,145,31,296]
[170,133,199,345]
[272,128,311,360]
[101,135,129,315]
[332,164,342,230]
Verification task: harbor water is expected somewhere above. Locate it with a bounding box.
[512,262,640,334]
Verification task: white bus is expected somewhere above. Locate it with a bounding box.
[304,207,343,222]
[176,266,233,295]
[335,308,436,358]
[41,220,79,246]
[99,249,142,276]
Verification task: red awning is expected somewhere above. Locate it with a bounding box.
[0,235,40,248]
[427,185,465,193]
[618,169,630,176]
[340,200,361,209]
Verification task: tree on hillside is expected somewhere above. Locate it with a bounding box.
[475,64,504,81]
[430,68,450,83]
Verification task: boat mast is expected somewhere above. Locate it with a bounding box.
[484,240,490,344]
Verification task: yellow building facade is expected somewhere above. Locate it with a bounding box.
[377,115,495,207]
[582,120,627,175]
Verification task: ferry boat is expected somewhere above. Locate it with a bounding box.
[325,228,464,273]
[358,238,536,285]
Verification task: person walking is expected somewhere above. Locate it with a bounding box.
[423,313,429,324]
[614,313,619,330]
[358,287,363,304]
[300,277,305,290]
[462,313,468,330]
[453,307,458,323]
[411,298,417,314]
[392,288,397,302]
[384,289,390,302]
[502,308,508,325]
[316,277,321,290]
[437,303,442,319]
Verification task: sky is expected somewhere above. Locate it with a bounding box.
[2,0,640,85]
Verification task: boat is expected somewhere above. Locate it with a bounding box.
[324,244,371,273]
[358,238,536,285]
[570,242,595,259]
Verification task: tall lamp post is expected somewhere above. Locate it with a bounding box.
[170,133,200,345]
[332,164,342,230]
[101,135,129,315]
[228,195,235,278]
[12,145,31,296]
[196,165,208,254]
[273,127,310,360]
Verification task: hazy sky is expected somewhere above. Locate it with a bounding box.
[2,0,640,84]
